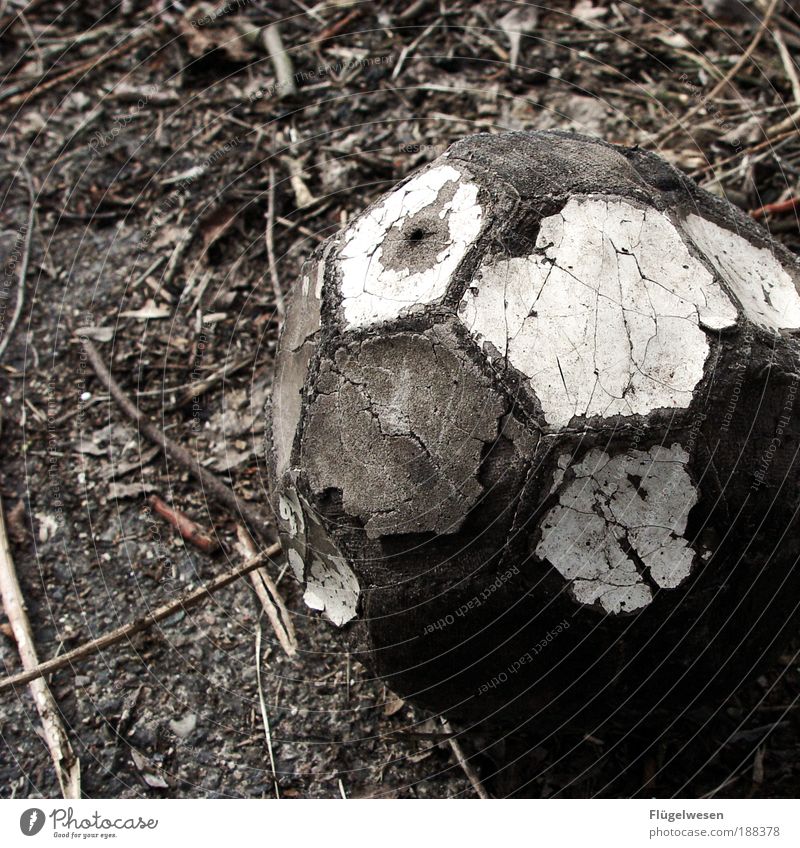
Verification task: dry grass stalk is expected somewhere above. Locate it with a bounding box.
[0,495,81,798]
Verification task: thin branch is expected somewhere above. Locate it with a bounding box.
[440,717,490,799]
[262,24,297,98]
[690,126,800,180]
[750,195,800,219]
[161,218,197,293]
[149,494,220,554]
[77,336,272,543]
[0,495,81,797]
[0,0,48,36]
[774,28,800,103]
[255,623,280,798]
[237,526,297,657]
[171,353,257,410]
[0,543,281,693]
[317,7,363,44]
[0,164,35,361]
[769,27,800,136]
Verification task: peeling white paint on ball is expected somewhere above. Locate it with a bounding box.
[459,197,738,428]
[287,549,305,583]
[279,493,360,628]
[682,213,800,331]
[303,555,360,627]
[536,444,698,614]
[338,165,482,328]
[278,491,305,538]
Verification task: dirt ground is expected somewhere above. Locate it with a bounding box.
[2,0,800,799]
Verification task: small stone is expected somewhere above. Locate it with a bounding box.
[168,713,197,739]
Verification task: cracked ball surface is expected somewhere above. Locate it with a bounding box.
[267,131,800,726]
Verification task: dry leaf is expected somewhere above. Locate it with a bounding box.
[179,4,257,62]
[151,224,189,250]
[36,513,59,543]
[75,326,115,342]
[6,500,28,545]
[74,439,106,456]
[656,31,691,50]
[100,445,161,480]
[498,7,539,70]
[209,447,253,472]
[200,202,240,253]
[572,0,608,26]
[131,749,169,789]
[108,481,156,499]
[120,300,171,320]
[383,694,406,716]
[169,713,198,739]
[280,156,316,207]
[752,746,765,787]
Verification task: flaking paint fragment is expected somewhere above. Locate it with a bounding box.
[287,549,305,582]
[303,555,360,627]
[536,444,698,614]
[338,165,483,328]
[278,490,305,538]
[297,496,361,627]
[275,485,360,626]
[459,197,738,428]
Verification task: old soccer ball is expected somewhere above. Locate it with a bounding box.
[267,131,800,730]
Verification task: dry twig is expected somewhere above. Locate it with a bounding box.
[0,495,81,797]
[172,354,257,410]
[263,24,296,98]
[750,195,800,218]
[769,27,800,136]
[0,0,49,34]
[255,623,280,798]
[691,126,800,179]
[237,526,297,658]
[161,221,197,294]
[317,7,363,44]
[149,494,220,554]
[0,543,281,693]
[1,28,156,107]
[440,717,489,799]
